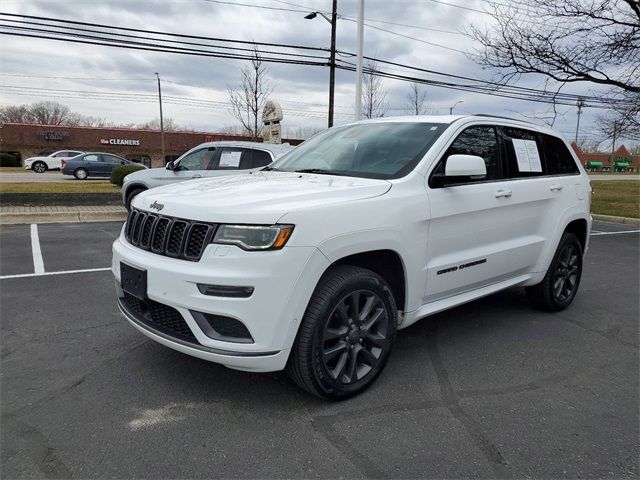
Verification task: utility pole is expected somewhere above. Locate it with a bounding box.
[575,98,585,145]
[328,0,337,128]
[355,0,364,120]
[154,72,165,164]
[304,2,337,128]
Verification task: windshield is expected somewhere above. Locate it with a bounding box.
[271,122,447,179]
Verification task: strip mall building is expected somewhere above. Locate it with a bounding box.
[0,123,302,168]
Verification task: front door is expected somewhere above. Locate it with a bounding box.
[424,125,521,303]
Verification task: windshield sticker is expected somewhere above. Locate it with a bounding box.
[219,150,242,168]
[513,139,542,172]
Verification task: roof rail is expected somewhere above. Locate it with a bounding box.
[472,114,536,125]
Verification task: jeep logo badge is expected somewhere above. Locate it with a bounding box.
[149,201,164,211]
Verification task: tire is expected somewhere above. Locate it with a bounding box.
[74,168,88,180]
[526,232,583,312]
[125,187,146,210]
[32,161,47,173]
[286,265,398,400]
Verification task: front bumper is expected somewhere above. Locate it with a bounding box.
[112,231,330,372]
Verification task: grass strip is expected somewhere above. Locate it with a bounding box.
[591,180,639,219]
[0,182,119,194]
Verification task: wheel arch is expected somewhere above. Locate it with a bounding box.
[328,249,407,313]
[124,183,148,202]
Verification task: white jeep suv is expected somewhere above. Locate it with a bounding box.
[112,115,591,399]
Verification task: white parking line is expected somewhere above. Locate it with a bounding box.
[591,230,640,236]
[30,224,45,274]
[0,267,111,280]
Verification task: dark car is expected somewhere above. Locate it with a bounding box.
[61,152,146,180]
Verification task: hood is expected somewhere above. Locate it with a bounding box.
[132,171,392,224]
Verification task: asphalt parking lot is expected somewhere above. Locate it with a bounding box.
[1,220,638,479]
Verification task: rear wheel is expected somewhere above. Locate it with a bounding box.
[125,187,146,210]
[74,168,88,180]
[287,265,397,400]
[32,161,47,173]
[526,232,583,311]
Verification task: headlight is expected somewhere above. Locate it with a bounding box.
[213,224,294,250]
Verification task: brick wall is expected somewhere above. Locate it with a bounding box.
[0,123,302,167]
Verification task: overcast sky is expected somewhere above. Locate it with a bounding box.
[0,0,624,144]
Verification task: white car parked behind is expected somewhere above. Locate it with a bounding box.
[121,141,293,209]
[24,150,85,173]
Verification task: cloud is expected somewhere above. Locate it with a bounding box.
[0,0,620,140]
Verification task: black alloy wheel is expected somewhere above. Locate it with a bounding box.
[526,232,583,311]
[287,265,397,399]
[321,290,390,385]
[552,242,581,303]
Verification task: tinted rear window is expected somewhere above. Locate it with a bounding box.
[541,134,580,175]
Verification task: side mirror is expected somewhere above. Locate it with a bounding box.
[432,154,486,187]
[166,161,175,171]
[445,154,487,177]
[121,160,126,165]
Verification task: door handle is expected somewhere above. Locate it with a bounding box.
[494,189,512,198]
[191,174,202,179]
[550,183,563,192]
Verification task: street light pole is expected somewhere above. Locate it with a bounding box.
[355,0,364,121]
[154,72,165,165]
[305,2,337,128]
[328,0,337,128]
[449,100,463,115]
[575,98,585,145]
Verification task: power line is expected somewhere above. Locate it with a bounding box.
[0,13,631,109]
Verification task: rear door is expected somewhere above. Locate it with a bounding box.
[202,147,252,178]
[425,125,519,302]
[497,126,579,272]
[81,154,103,175]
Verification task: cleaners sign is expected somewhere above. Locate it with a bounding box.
[100,138,140,146]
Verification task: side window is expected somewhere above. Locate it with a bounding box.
[83,154,100,162]
[432,126,501,181]
[500,127,546,178]
[176,148,215,171]
[541,134,580,175]
[251,150,273,168]
[217,148,245,170]
[104,155,123,165]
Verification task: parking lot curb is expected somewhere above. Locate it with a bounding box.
[0,206,127,225]
[592,214,640,226]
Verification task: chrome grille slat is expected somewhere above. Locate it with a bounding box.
[124,208,216,261]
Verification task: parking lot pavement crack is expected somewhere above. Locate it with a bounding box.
[7,338,149,418]
[456,374,569,399]
[426,327,510,478]
[555,313,638,349]
[311,415,386,479]
[1,415,73,479]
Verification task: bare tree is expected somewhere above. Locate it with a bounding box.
[470,0,639,137]
[138,117,180,131]
[362,60,388,119]
[405,83,431,115]
[0,104,31,123]
[227,45,273,140]
[27,101,73,125]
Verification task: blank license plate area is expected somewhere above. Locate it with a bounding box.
[121,262,147,300]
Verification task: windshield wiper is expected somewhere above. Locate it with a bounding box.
[261,166,280,171]
[294,168,350,176]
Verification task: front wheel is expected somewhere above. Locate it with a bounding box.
[74,168,88,180]
[526,232,583,311]
[32,161,47,173]
[287,265,397,400]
